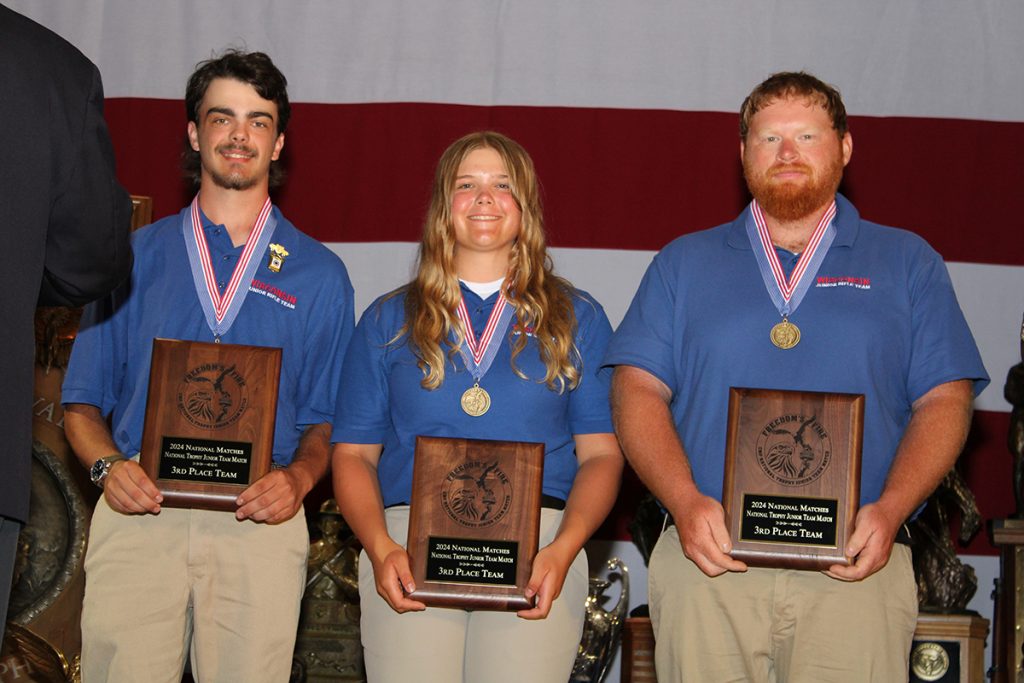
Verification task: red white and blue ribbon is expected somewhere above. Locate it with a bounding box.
[182,195,277,340]
[745,199,837,319]
[455,293,515,382]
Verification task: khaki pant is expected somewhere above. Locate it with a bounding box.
[81,498,308,682]
[649,524,917,683]
[359,506,588,683]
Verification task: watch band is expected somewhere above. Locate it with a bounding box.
[89,453,125,488]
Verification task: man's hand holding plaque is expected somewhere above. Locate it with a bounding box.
[673,486,749,577]
[103,458,163,514]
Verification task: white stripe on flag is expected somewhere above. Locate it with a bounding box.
[7,0,1024,122]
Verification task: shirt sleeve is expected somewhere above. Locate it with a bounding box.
[602,249,681,394]
[294,261,356,429]
[62,278,131,416]
[331,297,395,444]
[905,241,989,402]
[568,293,615,435]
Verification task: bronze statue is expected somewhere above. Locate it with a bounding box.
[305,499,359,602]
[292,499,364,682]
[909,468,982,611]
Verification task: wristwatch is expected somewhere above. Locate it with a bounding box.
[89,454,126,488]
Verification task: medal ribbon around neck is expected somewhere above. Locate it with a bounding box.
[455,292,514,416]
[746,199,837,320]
[182,195,277,340]
[455,292,514,380]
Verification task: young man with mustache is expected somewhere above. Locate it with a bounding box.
[62,51,354,682]
[606,72,988,681]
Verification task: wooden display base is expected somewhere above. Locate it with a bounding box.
[621,617,657,683]
[911,612,989,683]
[989,518,1024,683]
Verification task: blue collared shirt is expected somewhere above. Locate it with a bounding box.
[332,283,614,504]
[63,205,355,465]
[604,194,989,506]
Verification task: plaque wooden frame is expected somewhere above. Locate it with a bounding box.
[722,388,863,570]
[139,338,281,511]
[406,436,544,611]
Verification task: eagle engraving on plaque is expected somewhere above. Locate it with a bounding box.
[440,460,513,528]
[176,362,248,430]
[756,413,832,486]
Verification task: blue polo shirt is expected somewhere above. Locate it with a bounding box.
[63,205,355,466]
[604,194,988,507]
[332,284,614,505]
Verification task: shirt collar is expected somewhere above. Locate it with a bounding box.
[458,280,501,305]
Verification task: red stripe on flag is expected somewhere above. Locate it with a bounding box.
[958,409,1015,556]
[105,99,1023,265]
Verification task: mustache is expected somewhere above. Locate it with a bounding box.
[769,162,812,177]
[215,144,256,157]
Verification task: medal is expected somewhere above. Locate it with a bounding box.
[770,318,801,349]
[460,383,491,416]
[455,291,514,416]
[746,200,837,350]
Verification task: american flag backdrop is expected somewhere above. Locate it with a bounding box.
[10,1,1024,673]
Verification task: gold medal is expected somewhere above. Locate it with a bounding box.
[770,318,800,349]
[460,384,491,417]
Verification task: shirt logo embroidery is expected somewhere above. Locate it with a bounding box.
[249,279,297,309]
[815,276,871,290]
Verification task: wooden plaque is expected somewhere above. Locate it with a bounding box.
[139,338,281,511]
[722,388,863,570]
[407,436,544,611]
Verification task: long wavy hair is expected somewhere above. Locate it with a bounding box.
[396,131,581,392]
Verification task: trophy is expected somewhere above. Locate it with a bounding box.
[722,388,863,570]
[406,436,543,611]
[571,558,630,683]
[139,338,280,511]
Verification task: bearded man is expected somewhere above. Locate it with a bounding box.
[605,72,988,682]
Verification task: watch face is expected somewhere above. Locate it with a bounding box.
[90,459,107,483]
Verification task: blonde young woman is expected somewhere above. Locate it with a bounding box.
[331,131,623,682]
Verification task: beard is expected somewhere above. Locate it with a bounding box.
[744,153,844,222]
[205,144,261,191]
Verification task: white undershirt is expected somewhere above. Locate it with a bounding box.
[459,277,505,299]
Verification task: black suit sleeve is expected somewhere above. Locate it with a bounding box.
[38,63,132,307]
